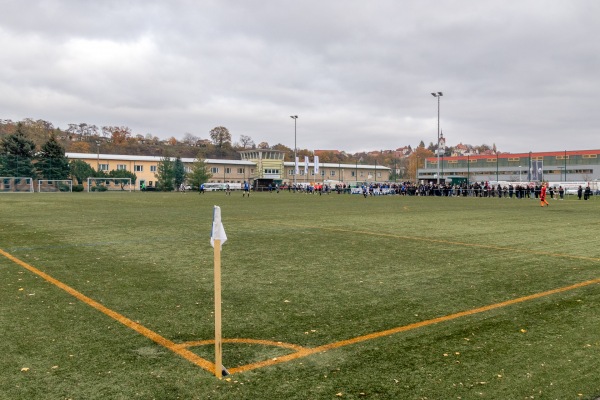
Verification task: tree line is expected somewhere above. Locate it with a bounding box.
[0,122,212,191]
[1,118,501,182]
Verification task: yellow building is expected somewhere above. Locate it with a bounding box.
[66,152,391,190]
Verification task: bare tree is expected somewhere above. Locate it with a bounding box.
[182,133,199,146]
[239,135,255,149]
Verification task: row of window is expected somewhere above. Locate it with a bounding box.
[210,167,251,174]
[96,163,382,179]
[437,154,598,165]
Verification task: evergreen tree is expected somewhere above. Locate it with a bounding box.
[173,157,186,190]
[69,159,96,185]
[187,156,212,189]
[0,122,37,177]
[37,135,70,179]
[155,156,175,191]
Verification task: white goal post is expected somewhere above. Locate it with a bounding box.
[0,177,34,193]
[38,180,73,193]
[87,177,132,192]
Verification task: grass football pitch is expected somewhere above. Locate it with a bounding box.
[1,191,599,399]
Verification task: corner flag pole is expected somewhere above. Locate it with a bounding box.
[210,206,227,379]
[214,238,223,379]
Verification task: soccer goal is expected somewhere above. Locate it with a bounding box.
[0,177,34,193]
[87,177,132,192]
[38,179,73,193]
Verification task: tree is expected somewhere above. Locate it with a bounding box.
[209,126,232,149]
[37,135,70,180]
[108,169,137,189]
[69,159,96,185]
[173,157,186,190]
[407,146,434,182]
[257,141,269,149]
[239,135,255,149]
[155,156,175,191]
[182,133,199,146]
[0,123,37,177]
[187,155,212,189]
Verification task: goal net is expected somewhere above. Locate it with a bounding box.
[38,180,73,193]
[0,177,34,193]
[87,178,132,192]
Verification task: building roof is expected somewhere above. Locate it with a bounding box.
[425,149,600,162]
[66,153,254,165]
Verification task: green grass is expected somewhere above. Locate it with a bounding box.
[1,191,599,399]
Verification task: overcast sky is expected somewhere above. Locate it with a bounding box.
[1,0,599,154]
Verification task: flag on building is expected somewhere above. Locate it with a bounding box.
[304,156,309,175]
[210,205,227,250]
[314,156,319,174]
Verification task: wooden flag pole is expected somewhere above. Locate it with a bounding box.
[214,238,223,379]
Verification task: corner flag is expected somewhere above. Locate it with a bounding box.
[210,206,227,250]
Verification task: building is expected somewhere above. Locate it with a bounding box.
[67,152,392,190]
[417,149,600,184]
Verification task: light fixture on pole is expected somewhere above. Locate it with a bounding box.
[431,91,443,185]
[290,115,298,187]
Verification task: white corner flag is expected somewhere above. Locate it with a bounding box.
[210,205,227,378]
[210,205,227,250]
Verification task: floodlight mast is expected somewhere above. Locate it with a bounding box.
[431,92,443,185]
[290,115,298,186]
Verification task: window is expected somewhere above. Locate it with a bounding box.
[150,165,157,172]
[99,163,109,171]
[330,171,336,177]
[556,155,569,160]
[582,154,597,159]
[211,167,219,173]
[377,172,381,177]
[447,160,458,164]
[487,158,496,163]
[237,168,245,174]
[225,167,231,174]
[264,169,280,174]
[117,164,127,171]
[351,171,356,177]
[289,169,295,175]
[507,157,521,162]
[134,165,143,172]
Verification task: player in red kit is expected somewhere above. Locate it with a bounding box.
[540,183,549,207]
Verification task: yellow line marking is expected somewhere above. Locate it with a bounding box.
[272,222,600,262]
[229,277,600,373]
[0,248,216,374]
[3,246,599,377]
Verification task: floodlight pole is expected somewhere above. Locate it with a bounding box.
[290,116,298,187]
[431,92,443,185]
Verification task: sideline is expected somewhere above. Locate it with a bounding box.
[272,221,600,263]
